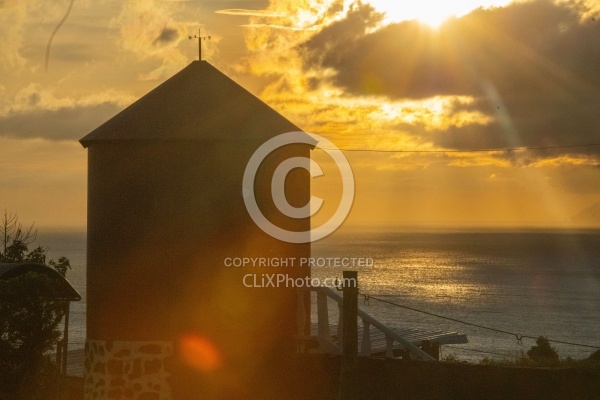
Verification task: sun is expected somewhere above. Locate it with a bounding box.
[365,0,514,28]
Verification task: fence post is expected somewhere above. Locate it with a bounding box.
[339,271,359,400]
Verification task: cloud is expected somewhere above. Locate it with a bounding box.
[0,1,28,70]
[302,1,600,98]
[0,0,103,72]
[299,0,600,158]
[240,0,348,75]
[237,0,518,170]
[0,103,124,141]
[0,85,133,141]
[112,0,197,79]
[241,23,321,31]
[300,1,383,67]
[215,8,285,17]
[153,27,180,46]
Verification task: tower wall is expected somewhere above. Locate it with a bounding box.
[84,140,311,399]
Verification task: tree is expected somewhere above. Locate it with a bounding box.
[527,336,559,363]
[0,211,72,399]
[0,210,48,264]
[0,273,66,399]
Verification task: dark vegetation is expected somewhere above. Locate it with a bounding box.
[184,352,600,400]
[527,336,560,363]
[441,336,600,370]
[0,211,71,400]
[476,337,598,368]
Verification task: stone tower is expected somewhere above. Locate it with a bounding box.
[80,61,311,399]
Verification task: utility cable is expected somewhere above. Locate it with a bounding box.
[360,293,600,349]
[316,143,600,154]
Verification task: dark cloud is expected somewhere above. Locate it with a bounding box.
[0,103,123,141]
[300,1,383,68]
[311,0,346,27]
[432,96,600,155]
[23,43,94,63]
[301,0,600,157]
[324,0,344,18]
[153,27,179,46]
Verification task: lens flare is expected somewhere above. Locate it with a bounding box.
[179,334,223,371]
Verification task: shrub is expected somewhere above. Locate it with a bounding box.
[588,349,600,362]
[526,336,559,364]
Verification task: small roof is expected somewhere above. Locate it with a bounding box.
[80,61,303,147]
[0,263,81,301]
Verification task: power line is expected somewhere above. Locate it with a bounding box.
[316,143,600,154]
[360,293,600,349]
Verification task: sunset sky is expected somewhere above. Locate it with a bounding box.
[1,0,600,230]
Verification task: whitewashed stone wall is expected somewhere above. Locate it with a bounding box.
[84,340,173,400]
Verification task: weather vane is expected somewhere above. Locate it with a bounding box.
[189,29,211,61]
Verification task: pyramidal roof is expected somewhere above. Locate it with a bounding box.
[80,61,302,147]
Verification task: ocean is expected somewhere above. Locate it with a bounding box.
[41,229,600,362]
[39,231,87,352]
[312,228,600,362]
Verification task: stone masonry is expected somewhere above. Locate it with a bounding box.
[84,340,173,400]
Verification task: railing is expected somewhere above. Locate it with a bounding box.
[296,286,436,361]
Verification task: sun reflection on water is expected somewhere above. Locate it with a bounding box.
[311,230,600,361]
[313,249,492,305]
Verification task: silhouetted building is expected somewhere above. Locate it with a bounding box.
[80,61,311,399]
[0,263,81,301]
